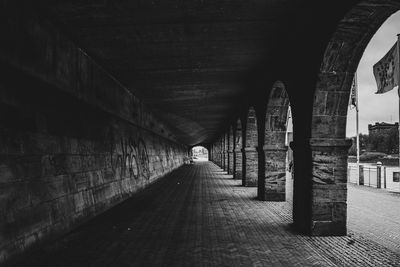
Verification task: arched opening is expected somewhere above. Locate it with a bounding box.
[344,10,400,246]
[243,106,258,187]
[310,1,400,236]
[191,146,209,162]
[259,81,293,202]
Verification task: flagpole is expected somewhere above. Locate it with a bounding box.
[355,71,360,185]
[397,34,400,170]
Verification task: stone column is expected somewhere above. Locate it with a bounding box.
[234,119,243,180]
[219,138,223,168]
[234,148,242,180]
[224,133,229,172]
[309,138,351,235]
[228,150,234,175]
[220,136,224,170]
[243,146,258,187]
[259,144,288,201]
[228,128,234,175]
[216,139,219,166]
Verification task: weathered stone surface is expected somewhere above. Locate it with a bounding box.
[243,148,258,187]
[245,108,258,148]
[233,119,243,180]
[228,151,234,175]
[261,148,287,201]
[0,6,186,262]
[312,116,347,139]
[307,138,351,235]
[260,83,290,202]
[234,149,242,180]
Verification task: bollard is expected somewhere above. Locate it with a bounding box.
[359,165,364,185]
[384,166,386,189]
[376,161,382,189]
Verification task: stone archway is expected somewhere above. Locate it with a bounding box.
[310,1,400,235]
[259,81,291,201]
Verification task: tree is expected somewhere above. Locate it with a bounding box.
[368,128,398,154]
[348,134,369,156]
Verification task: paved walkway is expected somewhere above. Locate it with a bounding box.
[347,184,400,253]
[7,162,400,266]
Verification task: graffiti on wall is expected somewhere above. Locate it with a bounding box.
[106,129,150,180]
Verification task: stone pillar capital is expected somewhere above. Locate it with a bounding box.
[242,146,257,152]
[290,138,352,151]
[309,138,352,148]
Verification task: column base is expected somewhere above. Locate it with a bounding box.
[234,170,242,180]
[311,221,346,236]
[264,193,285,201]
[244,180,257,187]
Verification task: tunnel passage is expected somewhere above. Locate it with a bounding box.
[191,146,209,161]
[3,0,400,264]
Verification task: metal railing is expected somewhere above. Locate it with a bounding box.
[347,163,400,192]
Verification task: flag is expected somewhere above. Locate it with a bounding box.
[373,41,399,94]
[349,74,357,108]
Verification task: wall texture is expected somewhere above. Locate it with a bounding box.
[0,3,186,262]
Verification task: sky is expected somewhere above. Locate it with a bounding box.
[346,11,400,137]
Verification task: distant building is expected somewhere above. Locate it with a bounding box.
[368,122,399,154]
[368,122,398,136]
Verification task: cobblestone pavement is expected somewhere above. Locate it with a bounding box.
[7,162,400,267]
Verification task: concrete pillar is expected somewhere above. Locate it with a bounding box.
[308,138,351,235]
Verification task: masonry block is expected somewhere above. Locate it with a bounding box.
[234,149,242,180]
[308,138,351,236]
[259,146,287,201]
[228,151,234,175]
[243,148,258,187]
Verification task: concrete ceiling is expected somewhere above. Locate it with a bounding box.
[38,0,297,146]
